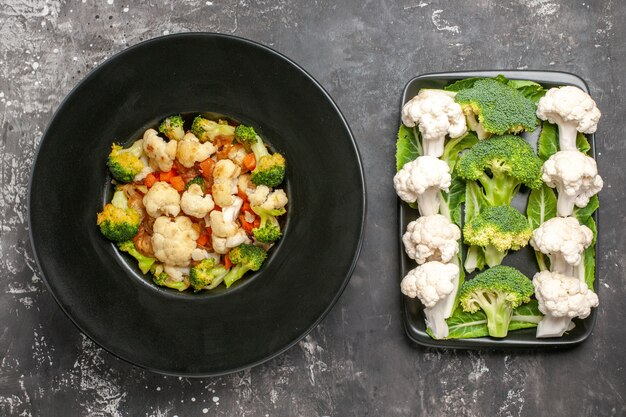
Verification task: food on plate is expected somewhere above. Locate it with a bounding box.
[458,266,534,338]
[97,114,288,292]
[396,74,602,340]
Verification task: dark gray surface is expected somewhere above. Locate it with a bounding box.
[1,0,624,416]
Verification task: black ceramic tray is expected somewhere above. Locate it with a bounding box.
[399,70,598,349]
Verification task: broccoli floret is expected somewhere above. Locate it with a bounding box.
[463,205,532,270]
[248,134,286,187]
[158,115,185,141]
[117,240,156,274]
[252,205,286,243]
[189,258,228,292]
[459,265,534,338]
[107,140,145,183]
[456,135,542,206]
[151,268,189,292]
[185,176,206,192]
[96,189,141,242]
[234,124,258,147]
[191,116,235,142]
[223,244,267,288]
[454,79,538,139]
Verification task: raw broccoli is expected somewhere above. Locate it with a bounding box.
[463,205,532,271]
[456,135,542,206]
[252,205,286,243]
[459,265,534,338]
[454,78,538,139]
[185,176,205,192]
[117,240,156,274]
[223,244,267,288]
[158,114,185,141]
[234,124,258,147]
[151,268,189,292]
[96,189,141,242]
[191,116,235,142]
[107,140,145,183]
[189,258,228,291]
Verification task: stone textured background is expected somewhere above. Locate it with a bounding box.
[1,0,625,416]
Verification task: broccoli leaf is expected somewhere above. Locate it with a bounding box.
[576,132,591,154]
[396,124,421,171]
[464,181,484,224]
[440,176,466,228]
[442,132,478,172]
[573,195,599,226]
[538,122,559,161]
[526,184,557,271]
[444,77,484,92]
[506,80,546,103]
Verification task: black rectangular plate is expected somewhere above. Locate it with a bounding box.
[400,70,598,349]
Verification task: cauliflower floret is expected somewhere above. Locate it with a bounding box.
[530,216,593,277]
[143,181,181,217]
[133,154,155,182]
[209,210,238,238]
[247,185,270,207]
[228,145,248,167]
[393,156,451,216]
[151,216,200,266]
[542,150,603,217]
[143,128,177,172]
[209,197,247,254]
[176,132,217,168]
[238,174,256,195]
[402,214,461,264]
[247,185,288,211]
[163,265,190,282]
[401,261,460,339]
[191,248,220,262]
[536,86,601,151]
[533,270,599,338]
[212,230,251,255]
[401,89,467,157]
[212,159,240,207]
[180,184,214,218]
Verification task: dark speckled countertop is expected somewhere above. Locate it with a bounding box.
[1,1,625,416]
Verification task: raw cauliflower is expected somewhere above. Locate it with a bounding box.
[533,270,599,338]
[542,150,603,217]
[402,214,461,264]
[176,132,216,168]
[536,86,601,151]
[143,128,177,172]
[212,159,240,207]
[401,89,467,157]
[180,184,214,218]
[393,155,451,216]
[143,181,181,217]
[151,216,200,266]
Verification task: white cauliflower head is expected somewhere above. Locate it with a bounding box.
[151,216,200,266]
[176,132,216,168]
[212,159,240,207]
[163,265,190,282]
[248,185,288,211]
[393,156,451,216]
[212,230,251,255]
[536,86,601,151]
[142,128,177,172]
[143,181,181,217]
[533,270,599,338]
[400,261,458,306]
[208,197,243,240]
[401,89,467,157]
[530,216,593,277]
[542,150,603,217]
[180,184,214,218]
[402,214,461,264]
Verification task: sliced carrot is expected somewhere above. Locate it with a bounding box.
[159,170,176,183]
[144,173,158,188]
[239,214,255,233]
[253,217,261,229]
[243,153,256,171]
[170,175,186,192]
[196,233,209,247]
[237,187,249,202]
[242,201,252,214]
[199,158,215,179]
[224,253,232,270]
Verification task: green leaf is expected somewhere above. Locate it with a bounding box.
[440,175,466,228]
[464,181,484,224]
[444,77,484,92]
[395,124,421,171]
[526,184,557,271]
[442,132,478,172]
[573,195,599,225]
[506,80,546,104]
[538,122,559,161]
[576,132,591,154]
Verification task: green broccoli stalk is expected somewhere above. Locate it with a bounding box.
[107,140,145,183]
[459,265,534,338]
[158,115,185,141]
[251,205,286,243]
[463,205,532,271]
[234,124,258,147]
[191,116,235,142]
[96,189,141,242]
[185,176,206,192]
[117,240,156,274]
[223,244,267,288]
[189,258,229,291]
[456,135,543,207]
[454,78,539,139]
[151,266,189,291]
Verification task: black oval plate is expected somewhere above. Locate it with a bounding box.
[399,70,598,349]
[29,33,365,375]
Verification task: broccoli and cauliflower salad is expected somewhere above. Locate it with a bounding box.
[96,114,288,292]
[394,75,602,340]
